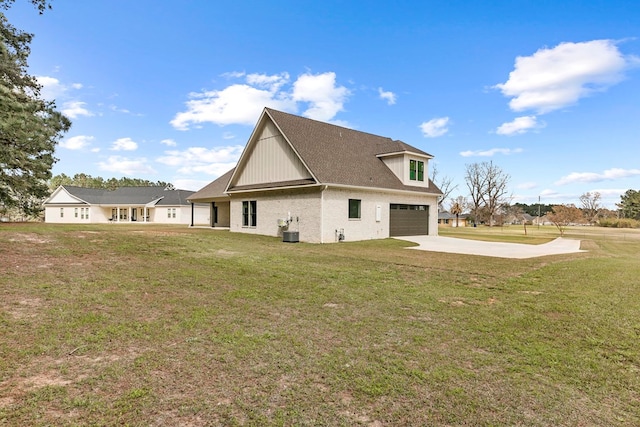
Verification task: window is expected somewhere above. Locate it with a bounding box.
[410,159,424,182]
[167,208,176,219]
[242,201,257,227]
[348,199,361,219]
[60,208,64,218]
[74,208,78,218]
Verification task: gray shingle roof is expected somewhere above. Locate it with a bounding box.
[191,108,443,199]
[186,168,234,201]
[53,186,194,206]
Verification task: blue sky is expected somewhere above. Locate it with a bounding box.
[6,0,640,208]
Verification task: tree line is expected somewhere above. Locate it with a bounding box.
[431,160,640,230]
[49,173,173,190]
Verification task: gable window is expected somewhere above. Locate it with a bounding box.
[410,160,425,182]
[348,199,361,219]
[242,200,257,227]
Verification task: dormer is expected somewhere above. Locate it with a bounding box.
[377,150,433,188]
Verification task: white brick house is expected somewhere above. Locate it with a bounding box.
[188,108,442,243]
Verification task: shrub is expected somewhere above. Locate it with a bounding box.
[599,218,640,228]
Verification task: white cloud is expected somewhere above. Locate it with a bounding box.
[110,137,138,151]
[156,145,244,175]
[378,87,397,105]
[516,182,538,190]
[62,101,94,119]
[36,76,83,101]
[246,72,290,91]
[36,76,66,100]
[221,71,246,79]
[555,168,640,185]
[171,71,351,130]
[540,189,561,198]
[222,132,235,140]
[172,178,214,192]
[495,115,543,135]
[419,117,450,138]
[495,40,637,114]
[292,72,350,121]
[60,135,94,150]
[161,139,177,147]
[98,156,156,175]
[171,84,294,130]
[460,148,523,157]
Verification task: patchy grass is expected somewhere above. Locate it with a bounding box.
[1,223,639,426]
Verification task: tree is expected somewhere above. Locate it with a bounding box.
[464,161,510,225]
[49,173,173,190]
[579,191,602,225]
[617,189,640,220]
[1,1,51,13]
[547,204,585,236]
[1,1,70,217]
[449,196,465,227]
[430,163,458,210]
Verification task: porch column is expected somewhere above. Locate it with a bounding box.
[211,202,215,227]
[117,207,120,222]
[190,203,194,227]
[129,207,132,222]
[143,207,147,222]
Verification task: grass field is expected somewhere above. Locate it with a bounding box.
[1,223,639,426]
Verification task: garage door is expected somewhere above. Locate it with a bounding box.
[389,204,429,236]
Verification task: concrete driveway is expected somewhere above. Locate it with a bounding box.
[395,236,585,259]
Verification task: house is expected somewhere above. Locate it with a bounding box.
[44,186,209,224]
[438,211,468,227]
[188,108,443,243]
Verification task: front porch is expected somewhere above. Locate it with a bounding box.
[106,206,153,223]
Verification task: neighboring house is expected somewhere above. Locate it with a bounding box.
[438,211,468,227]
[188,107,443,243]
[44,186,209,224]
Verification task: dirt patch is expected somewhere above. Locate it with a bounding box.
[3,297,44,319]
[7,233,51,244]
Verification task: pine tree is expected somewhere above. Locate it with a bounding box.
[0,2,70,217]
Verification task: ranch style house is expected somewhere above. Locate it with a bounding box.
[44,186,209,225]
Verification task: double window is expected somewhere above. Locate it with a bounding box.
[348,199,361,219]
[242,200,257,227]
[409,159,424,182]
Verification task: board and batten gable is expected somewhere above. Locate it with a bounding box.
[232,118,313,188]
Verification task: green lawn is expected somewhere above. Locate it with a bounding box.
[1,223,639,426]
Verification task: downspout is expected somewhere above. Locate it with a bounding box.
[320,185,328,243]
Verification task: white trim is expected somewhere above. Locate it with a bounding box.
[377,151,433,160]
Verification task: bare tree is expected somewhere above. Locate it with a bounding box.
[430,163,458,210]
[579,192,601,225]
[464,161,510,225]
[465,162,486,224]
[547,204,585,236]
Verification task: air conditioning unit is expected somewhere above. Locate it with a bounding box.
[282,231,299,243]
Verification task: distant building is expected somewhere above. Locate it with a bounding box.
[44,186,208,224]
